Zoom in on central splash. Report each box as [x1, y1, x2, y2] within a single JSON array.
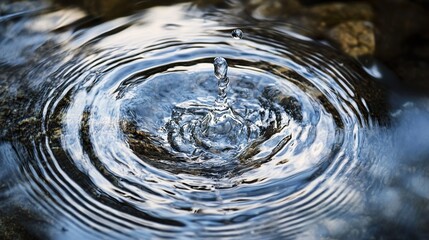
[[166, 57, 254, 159], [194, 57, 250, 153]]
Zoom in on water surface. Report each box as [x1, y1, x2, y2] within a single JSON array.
[[1, 1, 429, 239]]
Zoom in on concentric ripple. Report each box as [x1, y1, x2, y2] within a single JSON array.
[[17, 4, 384, 239]]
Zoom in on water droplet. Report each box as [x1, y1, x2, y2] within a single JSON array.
[[231, 29, 243, 39]]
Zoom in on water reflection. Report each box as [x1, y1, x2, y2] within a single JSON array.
[[0, 1, 428, 239]]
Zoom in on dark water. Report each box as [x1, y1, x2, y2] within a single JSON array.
[[1, 1, 429, 239]]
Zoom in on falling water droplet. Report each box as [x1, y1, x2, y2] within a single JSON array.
[[231, 29, 243, 39]]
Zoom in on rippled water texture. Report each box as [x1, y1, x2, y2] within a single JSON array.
[[1, 1, 429, 239]]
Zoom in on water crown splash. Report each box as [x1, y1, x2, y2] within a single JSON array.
[[164, 56, 254, 159], [197, 57, 249, 152]]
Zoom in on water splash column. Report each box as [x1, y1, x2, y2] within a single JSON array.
[[213, 57, 230, 111]]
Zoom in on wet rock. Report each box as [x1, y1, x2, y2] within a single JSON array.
[[328, 21, 375, 57], [308, 3, 374, 23], [247, 1, 375, 58], [248, 1, 373, 27], [307, 2, 373, 29], [304, 3, 375, 58]]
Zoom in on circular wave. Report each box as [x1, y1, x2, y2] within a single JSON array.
[[18, 6, 382, 239]]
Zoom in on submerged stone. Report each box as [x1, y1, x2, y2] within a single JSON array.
[[328, 21, 375, 57]]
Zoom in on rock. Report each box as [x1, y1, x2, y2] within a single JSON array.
[[307, 2, 373, 30], [328, 21, 375, 58], [246, 1, 376, 58]]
